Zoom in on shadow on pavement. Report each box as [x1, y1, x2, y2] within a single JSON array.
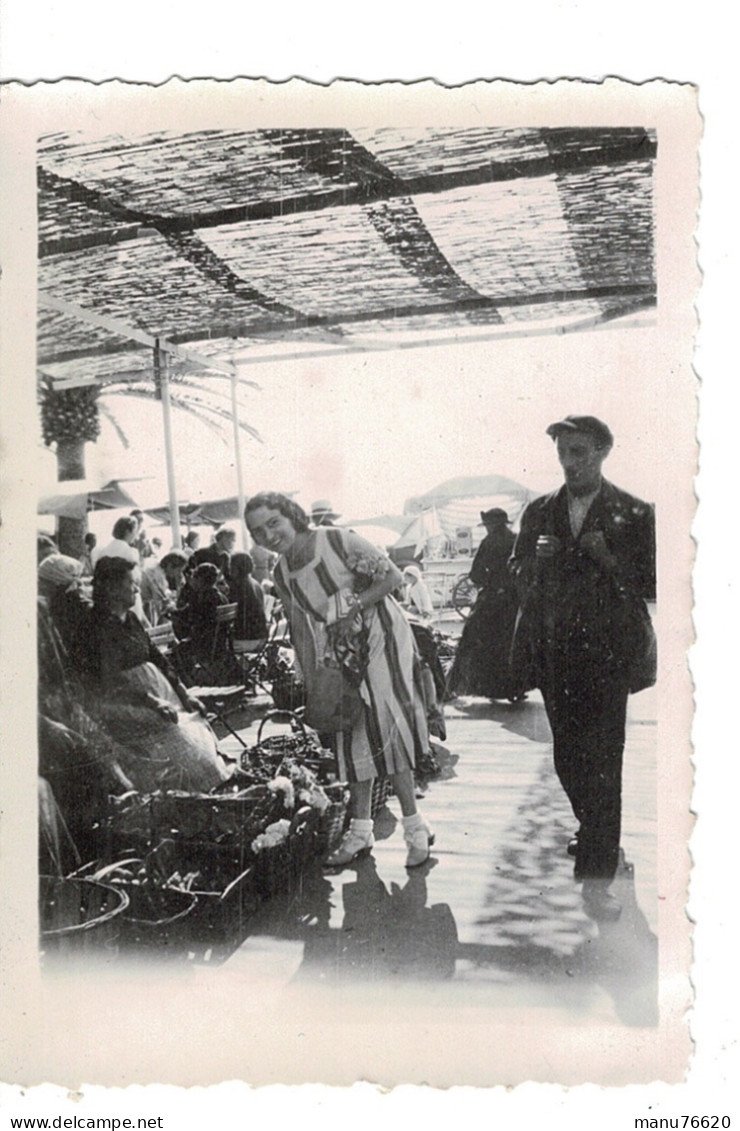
[[462, 864, 658, 1027], [449, 695, 553, 745], [294, 855, 459, 982]]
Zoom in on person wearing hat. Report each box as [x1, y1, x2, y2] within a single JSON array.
[[446, 507, 520, 702], [310, 499, 341, 527], [37, 551, 90, 660], [510, 415, 656, 921], [190, 525, 238, 592]]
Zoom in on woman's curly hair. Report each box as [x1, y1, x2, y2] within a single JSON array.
[[244, 492, 310, 534]]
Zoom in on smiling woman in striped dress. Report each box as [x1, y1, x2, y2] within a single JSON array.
[[245, 492, 434, 869]]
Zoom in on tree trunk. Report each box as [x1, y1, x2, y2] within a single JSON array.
[[56, 439, 87, 557]]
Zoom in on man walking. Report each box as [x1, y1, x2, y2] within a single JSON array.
[[510, 416, 655, 920]]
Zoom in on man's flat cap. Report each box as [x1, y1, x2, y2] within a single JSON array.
[[546, 415, 614, 448]]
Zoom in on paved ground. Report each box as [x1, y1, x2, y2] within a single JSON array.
[[194, 667, 658, 1032]]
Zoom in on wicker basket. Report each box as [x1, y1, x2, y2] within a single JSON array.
[[118, 884, 197, 947], [371, 777, 393, 816], [242, 710, 326, 765], [251, 806, 317, 899], [40, 876, 130, 955], [106, 786, 282, 850], [140, 840, 259, 938], [315, 783, 351, 854]]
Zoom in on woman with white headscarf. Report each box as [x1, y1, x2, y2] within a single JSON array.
[[38, 553, 90, 660]]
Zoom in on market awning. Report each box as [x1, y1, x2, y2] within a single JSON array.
[[38, 478, 139, 518], [36, 126, 656, 388], [36, 126, 656, 551], [403, 474, 536, 543], [145, 495, 244, 528], [344, 514, 417, 536]]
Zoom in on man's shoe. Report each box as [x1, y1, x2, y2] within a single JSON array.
[[582, 882, 622, 921], [567, 835, 579, 858], [323, 824, 374, 869]]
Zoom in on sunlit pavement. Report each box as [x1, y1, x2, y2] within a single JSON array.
[[206, 675, 658, 1031]]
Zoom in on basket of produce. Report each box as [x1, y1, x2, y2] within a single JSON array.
[[130, 838, 259, 937], [250, 805, 318, 899], [120, 884, 197, 944], [104, 783, 284, 851], [243, 710, 328, 765], [242, 710, 346, 786]]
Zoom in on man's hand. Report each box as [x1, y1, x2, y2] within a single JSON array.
[[535, 535, 562, 560]]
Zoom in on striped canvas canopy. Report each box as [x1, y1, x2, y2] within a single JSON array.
[[36, 126, 656, 387]]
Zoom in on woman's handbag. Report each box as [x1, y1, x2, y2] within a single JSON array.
[[271, 666, 306, 711], [304, 662, 364, 734]]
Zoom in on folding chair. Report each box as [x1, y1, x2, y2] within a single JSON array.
[[147, 617, 249, 749], [232, 600, 285, 695], [145, 620, 192, 683], [146, 621, 177, 652]]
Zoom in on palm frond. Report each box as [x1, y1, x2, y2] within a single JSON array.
[[97, 399, 131, 449], [171, 363, 262, 392], [167, 394, 237, 444], [173, 391, 262, 443], [162, 375, 263, 424], [165, 374, 249, 405], [103, 388, 230, 444]]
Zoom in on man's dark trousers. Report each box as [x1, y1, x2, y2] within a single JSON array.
[[541, 668, 629, 881]]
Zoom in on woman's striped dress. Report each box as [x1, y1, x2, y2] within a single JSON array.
[[274, 527, 429, 782]]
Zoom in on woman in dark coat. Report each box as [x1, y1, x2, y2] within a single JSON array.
[[446, 508, 521, 701]]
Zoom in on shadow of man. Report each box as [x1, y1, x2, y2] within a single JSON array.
[[565, 858, 658, 1026]]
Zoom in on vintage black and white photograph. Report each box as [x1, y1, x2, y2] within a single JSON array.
[[0, 78, 699, 1090]]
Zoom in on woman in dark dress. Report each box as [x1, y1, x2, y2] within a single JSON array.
[[446, 508, 521, 701], [75, 557, 230, 792]]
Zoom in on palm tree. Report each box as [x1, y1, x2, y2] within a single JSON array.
[[39, 367, 261, 556], [39, 382, 100, 556]]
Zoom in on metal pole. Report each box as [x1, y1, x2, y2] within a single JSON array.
[[230, 369, 248, 550], [155, 340, 182, 550]]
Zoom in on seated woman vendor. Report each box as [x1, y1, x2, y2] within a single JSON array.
[[75, 556, 231, 792]]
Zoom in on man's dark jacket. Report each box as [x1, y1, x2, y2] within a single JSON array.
[[510, 479, 655, 693]]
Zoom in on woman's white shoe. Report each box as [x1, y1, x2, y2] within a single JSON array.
[[403, 820, 435, 868], [323, 824, 374, 868]]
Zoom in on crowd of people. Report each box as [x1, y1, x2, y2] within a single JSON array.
[[37, 416, 656, 922]]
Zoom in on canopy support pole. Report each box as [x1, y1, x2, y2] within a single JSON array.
[[154, 340, 182, 550], [231, 369, 248, 550]]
